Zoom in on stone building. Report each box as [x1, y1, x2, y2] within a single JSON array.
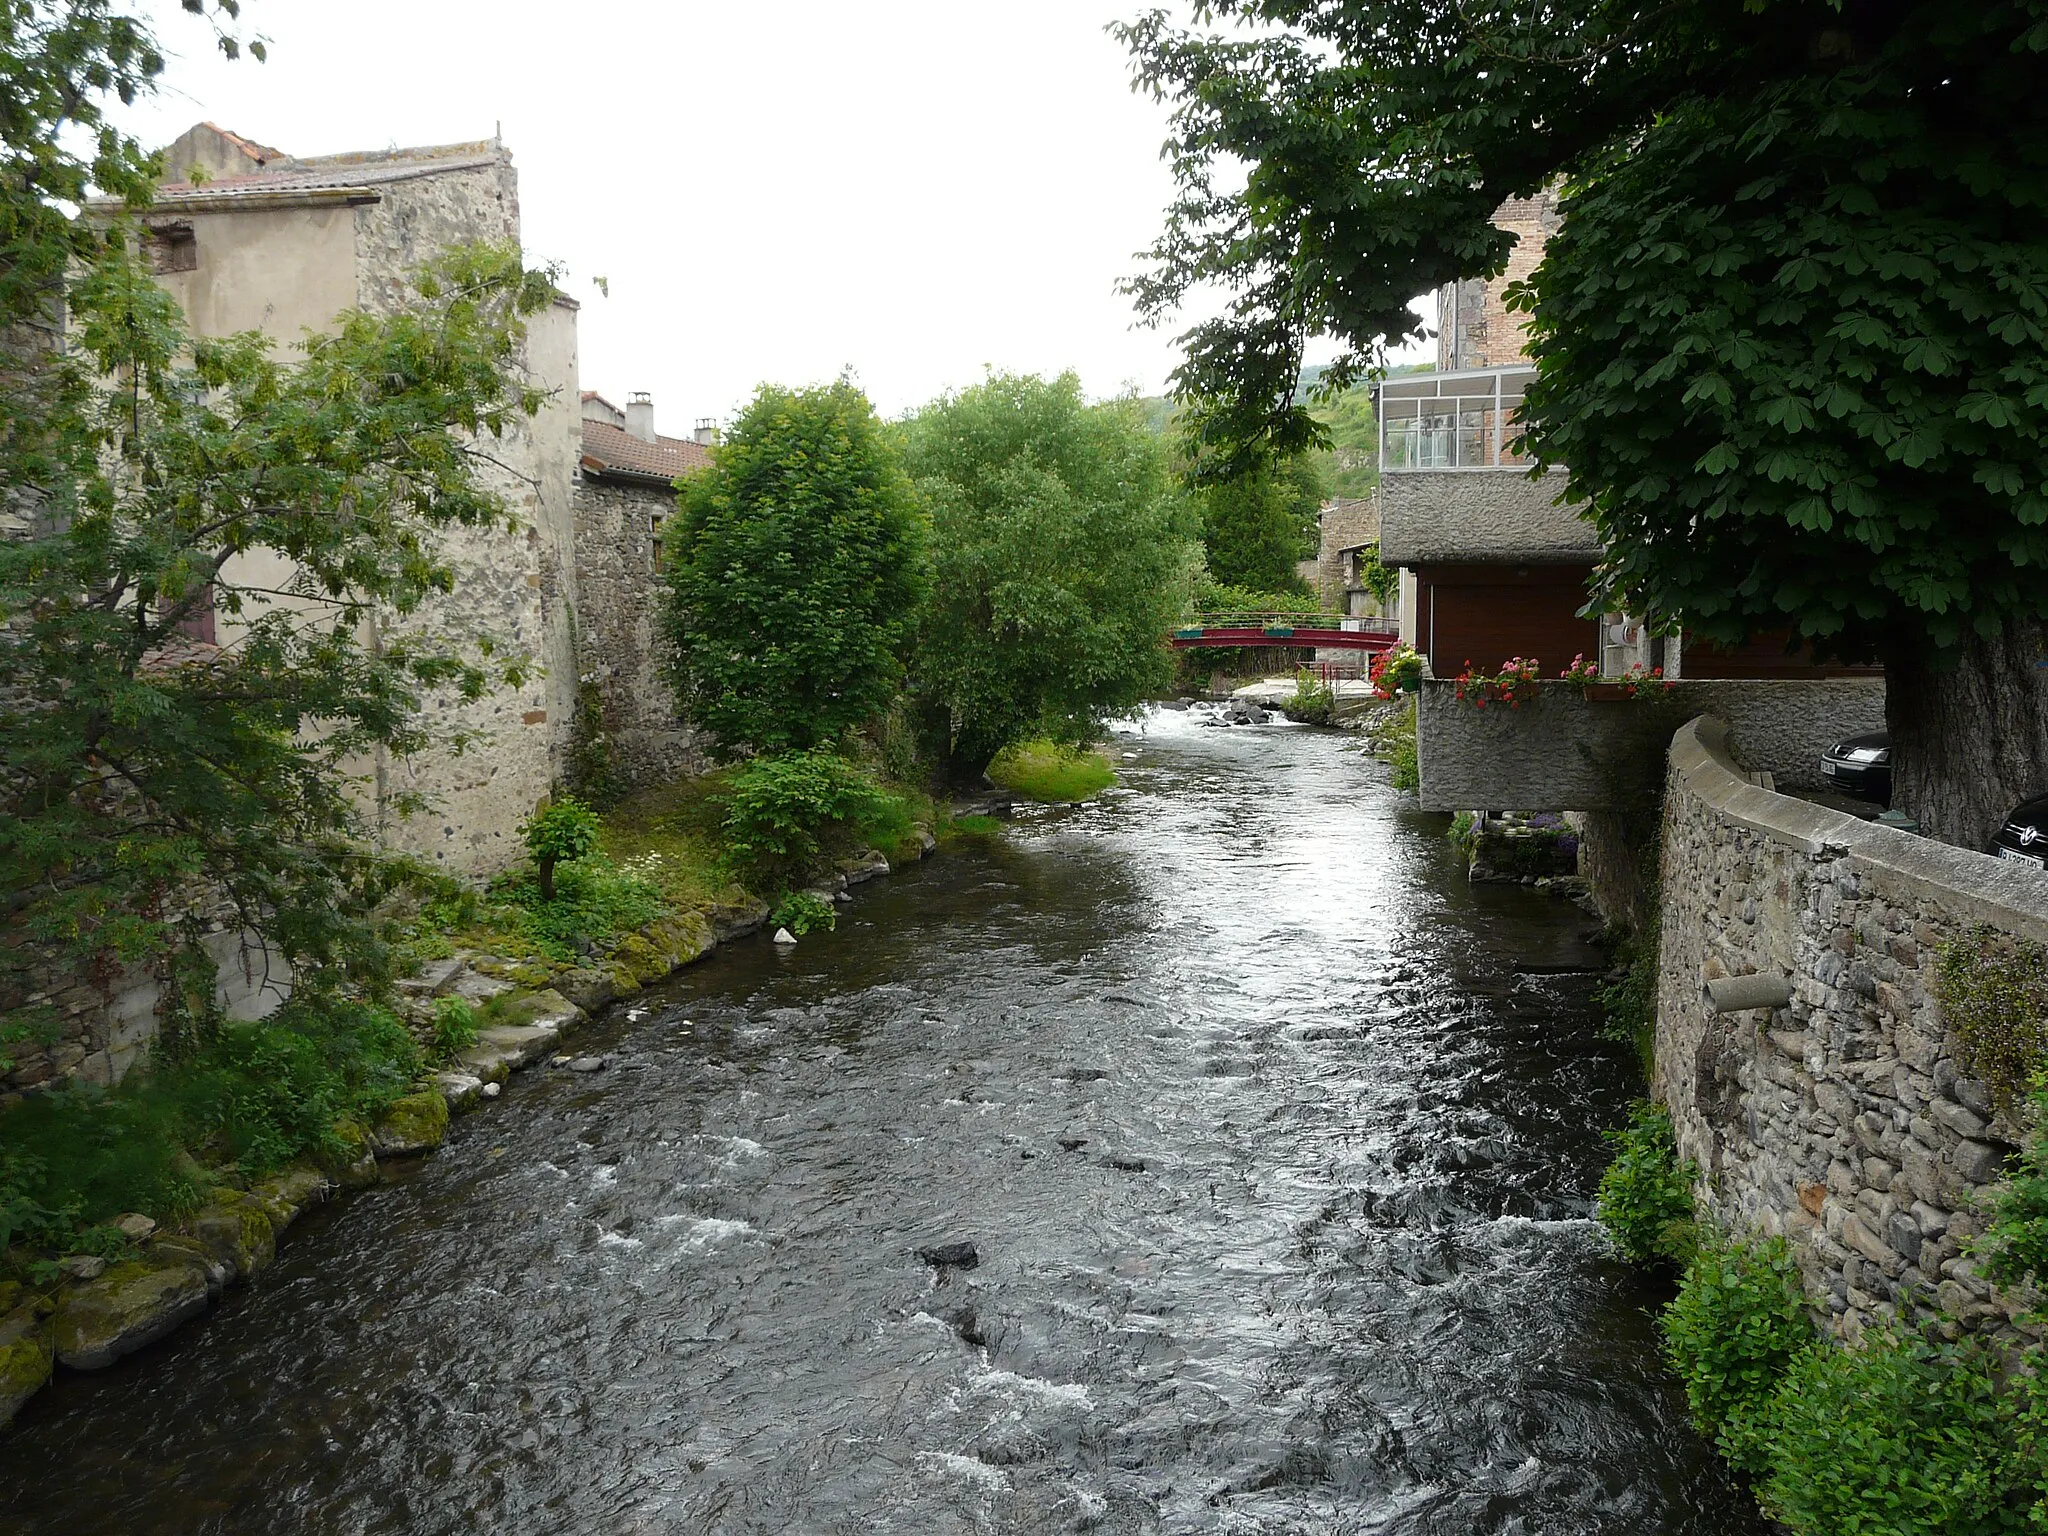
[[1306, 496, 1386, 617], [574, 393, 713, 790], [140, 123, 582, 877]]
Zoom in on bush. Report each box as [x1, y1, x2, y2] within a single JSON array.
[[1977, 1084, 2048, 1292], [1597, 906, 1662, 1078], [522, 796, 602, 902], [1288, 668, 1336, 725], [986, 741, 1115, 803], [1764, 1332, 2032, 1536], [1662, 1234, 1814, 1475], [430, 997, 480, 1061], [770, 891, 837, 937], [0, 994, 420, 1255], [494, 856, 666, 964], [719, 750, 889, 888], [1596, 1101, 1697, 1266], [1369, 696, 1419, 790]]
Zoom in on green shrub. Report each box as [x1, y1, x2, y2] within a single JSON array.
[[1975, 1083, 2048, 1293], [770, 891, 837, 937], [1288, 668, 1336, 725], [1598, 906, 1662, 1079], [1763, 1332, 2032, 1536], [987, 740, 1116, 803], [430, 997, 480, 1061], [1662, 1234, 1814, 1475], [719, 750, 889, 887], [522, 796, 602, 902], [1596, 1101, 1697, 1266], [0, 994, 420, 1255], [945, 813, 1006, 845], [494, 856, 666, 964], [1371, 696, 1419, 790]]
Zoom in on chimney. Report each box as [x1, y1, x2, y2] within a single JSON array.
[[693, 417, 718, 447], [625, 391, 656, 444]]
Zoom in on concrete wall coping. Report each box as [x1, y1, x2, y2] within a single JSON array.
[[1675, 715, 2048, 946]]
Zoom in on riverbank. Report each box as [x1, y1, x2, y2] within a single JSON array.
[[0, 772, 962, 1429], [0, 704, 1756, 1533]]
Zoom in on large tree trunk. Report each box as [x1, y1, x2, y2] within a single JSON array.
[[1887, 619, 2048, 850]]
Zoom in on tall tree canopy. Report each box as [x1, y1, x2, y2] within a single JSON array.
[[1199, 453, 1323, 593], [900, 372, 1198, 778], [1121, 0, 2048, 845], [661, 380, 925, 757]]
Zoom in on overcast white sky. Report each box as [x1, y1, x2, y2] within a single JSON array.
[[115, 0, 1294, 431]]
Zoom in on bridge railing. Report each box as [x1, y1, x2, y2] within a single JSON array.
[[1179, 612, 1400, 633]]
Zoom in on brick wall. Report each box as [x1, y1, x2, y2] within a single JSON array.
[[1437, 190, 1562, 371]]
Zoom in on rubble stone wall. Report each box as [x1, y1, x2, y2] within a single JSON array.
[[571, 475, 706, 790], [1654, 715, 2046, 1343]]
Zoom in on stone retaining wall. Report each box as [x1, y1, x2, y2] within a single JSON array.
[[1416, 676, 1886, 812], [1654, 716, 2048, 1342]]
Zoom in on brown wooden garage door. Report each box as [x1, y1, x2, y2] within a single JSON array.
[[1417, 564, 1600, 678]]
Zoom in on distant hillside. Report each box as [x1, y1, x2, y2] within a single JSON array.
[[1134, 364, 1410, 499]]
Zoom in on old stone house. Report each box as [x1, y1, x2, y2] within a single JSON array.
[[3, 124, 713, 1096], [142, 122, 582, 877], [574, 392, 713, 790]]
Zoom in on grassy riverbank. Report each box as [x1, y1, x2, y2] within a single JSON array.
[[987, 740, 1116, 803], [0, 756, 950, 1277]]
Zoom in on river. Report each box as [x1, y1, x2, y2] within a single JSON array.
[[0, 706, 1759, 1534]]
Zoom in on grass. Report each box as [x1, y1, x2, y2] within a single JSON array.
[[943, 813, 1007, 846], [987, 740, 1116, 803]]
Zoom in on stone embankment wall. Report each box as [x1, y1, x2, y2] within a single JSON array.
[[1654, 716, 2047, 1342]]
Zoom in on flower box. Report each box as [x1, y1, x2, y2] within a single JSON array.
[[1582, 682, 1631, 701]]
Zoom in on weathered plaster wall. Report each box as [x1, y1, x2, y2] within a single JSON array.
[[1414, 677, 1887, 811], [572, 475, 706, 789], [1379, 469, 1594, 566], [1655, 716, 2045, 1342]]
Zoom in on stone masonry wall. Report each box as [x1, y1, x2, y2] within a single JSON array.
[[1654, 715, 2047, 1343], [1310, 496, 1381, 613], [571, 474, 707, 790], [351, 157, 576, 875]]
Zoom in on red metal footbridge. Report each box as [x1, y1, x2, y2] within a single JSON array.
[[1171, 613, 1401, 654]]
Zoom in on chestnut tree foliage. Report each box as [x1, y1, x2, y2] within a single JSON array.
[[1121, 0, 2048, 844], [1, 3, 559, 1011]]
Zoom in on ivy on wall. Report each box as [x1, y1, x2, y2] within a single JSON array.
[[1934, 929, 2048, 1116]]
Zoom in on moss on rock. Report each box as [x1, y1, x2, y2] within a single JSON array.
[[52, 1257, 211, 1370], [0, 1300, 53, 1425], [369, 1090, 450, 1158]]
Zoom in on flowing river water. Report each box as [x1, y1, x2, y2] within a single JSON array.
[[0, 707, 1761, 1534]]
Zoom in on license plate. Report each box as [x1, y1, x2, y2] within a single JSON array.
[[1821, 761, 1839, 776], [1999, 846, 2044, 868]]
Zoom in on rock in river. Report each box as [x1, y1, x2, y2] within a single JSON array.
[[916, 1241, 980, 1270], [53, 1257, 212, 1370]]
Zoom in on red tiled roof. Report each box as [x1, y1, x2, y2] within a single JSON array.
[[580, 418, 712, 482]]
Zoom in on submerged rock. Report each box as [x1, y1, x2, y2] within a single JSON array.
[[773, 928, 798, 946], [53, 1257, 211, 1370], [916, 1241, 980, 1270], [568, 1056, 607, 1074]]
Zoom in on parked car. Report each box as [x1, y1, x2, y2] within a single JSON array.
[[1990, 792, 2048, 868], [1819, 730, 1891, 804]]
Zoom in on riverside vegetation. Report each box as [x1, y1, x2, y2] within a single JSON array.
[[0, 16, 1201, 1413]]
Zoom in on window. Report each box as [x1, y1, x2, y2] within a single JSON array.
[[145, 223, 197, 274]]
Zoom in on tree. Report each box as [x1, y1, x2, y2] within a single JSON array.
[[1120, 1, 2048, 846], [1198, 453, 1323, 593], [899, 372, 1199, 779], [0, 241, 555, 1025], [660, 380, 924, 757], [521, 798, 600, 904]]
